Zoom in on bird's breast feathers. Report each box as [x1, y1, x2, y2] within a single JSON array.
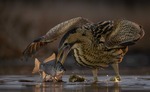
[[72, 43, 128, 68]]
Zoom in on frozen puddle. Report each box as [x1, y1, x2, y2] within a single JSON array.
[[0, 75, 150, 92]]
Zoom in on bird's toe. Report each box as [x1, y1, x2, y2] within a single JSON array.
[[110, 75, 121, 82]]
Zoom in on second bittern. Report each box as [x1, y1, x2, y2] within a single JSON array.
[[23, 17, 144, 82]]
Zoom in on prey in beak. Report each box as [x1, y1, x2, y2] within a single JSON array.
[[32, 53, 66, 82], [57, 43, 73, 64]]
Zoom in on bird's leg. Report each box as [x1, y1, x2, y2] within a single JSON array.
[[110, 63, 121, 81], [92, 68, 98, 82]]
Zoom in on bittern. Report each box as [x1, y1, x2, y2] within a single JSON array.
[[23, 17, 144, 82]]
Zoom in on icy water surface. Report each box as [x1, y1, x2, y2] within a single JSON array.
[[0, 75, 150, 92]]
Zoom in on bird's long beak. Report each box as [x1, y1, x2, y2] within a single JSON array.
[[57, 44, 72, 64]]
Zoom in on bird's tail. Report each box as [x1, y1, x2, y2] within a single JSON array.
[[32, 58, 41, 74]]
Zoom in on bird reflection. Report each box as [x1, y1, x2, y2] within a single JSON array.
[[34, 81, 120, 92], [91, 82, 120, 92], [34, 82, 63, 92]]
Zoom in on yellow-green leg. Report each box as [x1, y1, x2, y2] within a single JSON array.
[[110, 63, 121, 82], [92, 68, 98, 82]]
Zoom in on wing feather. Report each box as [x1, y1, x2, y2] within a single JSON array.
[[23, 17, 91, 59], [105, 20, 144, 47]]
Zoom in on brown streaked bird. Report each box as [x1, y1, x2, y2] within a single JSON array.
[[23, 17, 144, 82]]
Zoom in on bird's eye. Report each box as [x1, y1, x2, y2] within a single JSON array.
[[64, 43, 68, 46], [82, 33, 86, 36], [139, 25, 142, 29]]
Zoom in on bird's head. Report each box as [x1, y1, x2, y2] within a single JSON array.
[[106, 19, 145, 47], [56, 27, 92, 64]]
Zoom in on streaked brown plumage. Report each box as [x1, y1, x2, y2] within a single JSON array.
[[23, 17, 144, 82]]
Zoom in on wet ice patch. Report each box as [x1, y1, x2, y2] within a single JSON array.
[[0, 75, 150, 92]]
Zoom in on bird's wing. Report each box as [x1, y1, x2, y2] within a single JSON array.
[[105, 20, 144, 47], [23, 17, 91, 58], [92, 20, 114, 43]]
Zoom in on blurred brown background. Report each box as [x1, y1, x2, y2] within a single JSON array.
[[0, 0, 150, 75]]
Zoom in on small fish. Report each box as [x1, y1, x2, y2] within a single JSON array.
[[32, 53, 65, 82]]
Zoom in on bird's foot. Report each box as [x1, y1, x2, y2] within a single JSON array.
[[91, 80, 98, 84], [92, 77, 98, 83], [110, 75, 121, 82]]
